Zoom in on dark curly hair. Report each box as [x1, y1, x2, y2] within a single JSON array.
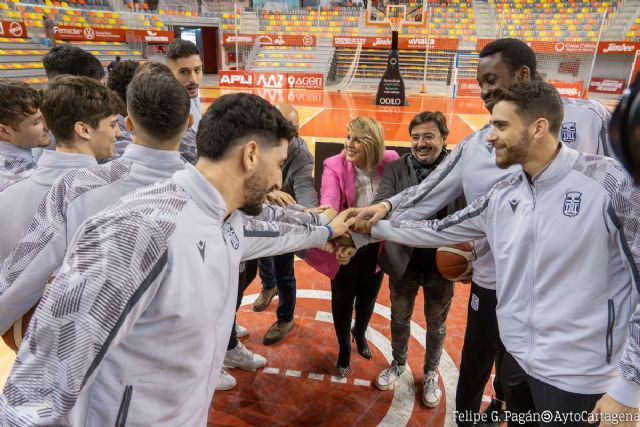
[[107, 60, 140, 116]]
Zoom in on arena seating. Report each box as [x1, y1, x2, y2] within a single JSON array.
[[627, 16, 640, 40]]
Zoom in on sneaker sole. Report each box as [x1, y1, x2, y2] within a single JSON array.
[[223, 360, 267, 371], [374, 380, 394, 391], [421, 397, 441, 408], [215, 383, 236, 391]]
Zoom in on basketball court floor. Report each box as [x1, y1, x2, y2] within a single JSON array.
[[0, 87, 494, 426]]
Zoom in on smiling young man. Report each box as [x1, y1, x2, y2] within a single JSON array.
[[0, 75, 120, 262], [0, 80, 49, 183], [166, 38, 203, 164], [369, 81, 640, 427], [353, 38, 612, 426], [0, 93, 354, 426]]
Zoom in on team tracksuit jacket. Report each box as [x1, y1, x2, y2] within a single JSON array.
[[386, 97, 612, 290], [0, 141, 36, 184], [0, 163, 332, 426], [374, 144, 640, 406]]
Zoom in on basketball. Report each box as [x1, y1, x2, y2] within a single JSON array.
[[2, 305, 37, 352], [435, 242, 474, 282]]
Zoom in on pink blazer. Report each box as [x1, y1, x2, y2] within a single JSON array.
[[304, 149, 400, 279]]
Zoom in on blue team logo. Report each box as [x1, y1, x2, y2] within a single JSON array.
[[560, 122, 577, 143], [223, 223, 240, 249], [563, 191, 582, 217]]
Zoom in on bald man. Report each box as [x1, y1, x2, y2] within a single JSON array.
[[252, 104, 319, 345]]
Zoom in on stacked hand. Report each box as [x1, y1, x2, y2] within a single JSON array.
[[351, 203, 390, 233], [266, 190, 296, 207], [304, 205, 337, 221]]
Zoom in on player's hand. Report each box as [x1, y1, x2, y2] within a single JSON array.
[[266, 190, 296, 207], [320, 241, 336, 253], [305, 205, 337, 221], [333, 235, 354, 247], [336, 245, 357, 265], [328, 209, 356, 239], [591, 393, 639, 426], [353, 203, 389, 232]]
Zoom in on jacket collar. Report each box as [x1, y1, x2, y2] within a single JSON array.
[[0, 140, 33, 162], [36, 150, 97, 170], [121, 143, 185, 170], [526, 143, 580, 189], [172, 163, 227, 224]]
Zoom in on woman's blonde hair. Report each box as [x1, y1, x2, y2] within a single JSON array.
[[346, 116, 385, 170]]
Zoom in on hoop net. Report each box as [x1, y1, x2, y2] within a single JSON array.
[[385, 5, 406, 32]]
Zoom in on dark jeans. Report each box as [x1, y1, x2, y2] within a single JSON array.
[[227, 259, 258, 351], [389, 269, 454, 374], [331, 243, 383, 367], [501, 352, 603, 427], [456, 282, 505, 426], [258, 253, 296, 323]]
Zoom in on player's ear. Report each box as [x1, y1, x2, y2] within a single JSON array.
[[124, 116, 134, 133], [517, 65, 531, 82], [0, 123, 12, 141], [242, 140, 258, 173], [532, 117, 549, 139]]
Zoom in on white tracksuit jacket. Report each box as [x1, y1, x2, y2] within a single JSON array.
[[373, 145, 640, 406], [0, 150, 97, 261], [0, 164, 332, 426], [385, 98, 611, 290], [0, 141, 35, 184]]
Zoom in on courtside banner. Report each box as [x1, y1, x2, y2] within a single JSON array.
[[220, 71, 324, 90], [219, 70, 253, 88], [456, 78, 481, 97], [0, 21, 28, 39], [476, 39, 596, 54], [549, 80, 583, 98], [597, 41, 640, 55], [588, 77, 625, 95], [54, 26, 173, 43], [333, 36, 458, 50], [222, 33, 316, 47]]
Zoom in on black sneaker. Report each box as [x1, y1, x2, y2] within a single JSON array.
[[476, 398, 505, 426]]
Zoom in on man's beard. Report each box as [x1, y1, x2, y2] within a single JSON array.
[[240, 170, 271, 216], [496, 133, 531, 169]]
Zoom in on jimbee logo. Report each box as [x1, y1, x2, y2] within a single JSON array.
[[223, 223, 240, 249], [560, 122, 577, 143], [563, 191, 582, 217]]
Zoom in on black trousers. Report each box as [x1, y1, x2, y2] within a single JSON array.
[[331, 243, 383, 367], [501, 351, 603, 427], [227, 259, 259, 351], [456, 282, 505, 426]]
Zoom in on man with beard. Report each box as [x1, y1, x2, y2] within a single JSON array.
[[166, 38, 203, 164], [0, 93, 354, 426], [372, 111, 464, 408], [353, 38, 612, 426], [366, 81, 640, 426]]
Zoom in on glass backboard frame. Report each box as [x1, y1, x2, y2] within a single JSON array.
[[365, 0, 426, 27]]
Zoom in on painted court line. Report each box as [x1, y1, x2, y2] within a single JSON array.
[[285, 370, 302, 378], [331, 375, 348, 384], [354, 379, 371, 387], [263, 367, 280, 375], [308, 373, 325, 381]]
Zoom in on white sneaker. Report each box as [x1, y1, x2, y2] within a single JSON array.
[[216, 369, 236, 391], [235, 323, 248, 338], [224, 341, 267, 370], [375, 360, 406, 390], [422, 370, 442, 408]]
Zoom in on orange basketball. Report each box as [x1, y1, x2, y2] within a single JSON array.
[[2, 304, 37, 352], [435, 242, 474, 282]]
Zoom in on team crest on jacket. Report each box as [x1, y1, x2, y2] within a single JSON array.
[[563, 191, 582, 217], [560, 122, 577, 143], [223, 223, 240, 249]]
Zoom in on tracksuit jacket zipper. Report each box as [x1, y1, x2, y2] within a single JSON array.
[[526, 184, 537, 372]]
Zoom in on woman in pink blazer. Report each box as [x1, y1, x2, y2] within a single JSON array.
[[306, 116, 399, 378]]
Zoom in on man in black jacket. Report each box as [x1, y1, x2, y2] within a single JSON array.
[[373, 111, 463, 408]]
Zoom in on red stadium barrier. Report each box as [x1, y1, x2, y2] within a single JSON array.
[[53, 26, 173, 44], [333, 36, 459, 50], [0, 21, 28, 39], [456, 78, 481, 97], [598, 41, 640, 55], [549, 80, 583, 98], [219, 70, 324, 90], [222, 33, 316, 47]]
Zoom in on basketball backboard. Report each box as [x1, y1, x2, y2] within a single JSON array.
[[365, 0, 426, 27]]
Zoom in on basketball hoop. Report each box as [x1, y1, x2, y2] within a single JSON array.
[[385, 4, 406, 32]]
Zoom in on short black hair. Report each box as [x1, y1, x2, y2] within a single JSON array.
[[107, 60, 140, 111], [43, 45, 105, 80], [409, 111, 449, 139], [493, 81, 564, 135], [197, 93, 296, 161], [166, 38, 200, 62], [479, 38, 537, 79], [126, 62, 190, 141], [115, 55, 121, 61]]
